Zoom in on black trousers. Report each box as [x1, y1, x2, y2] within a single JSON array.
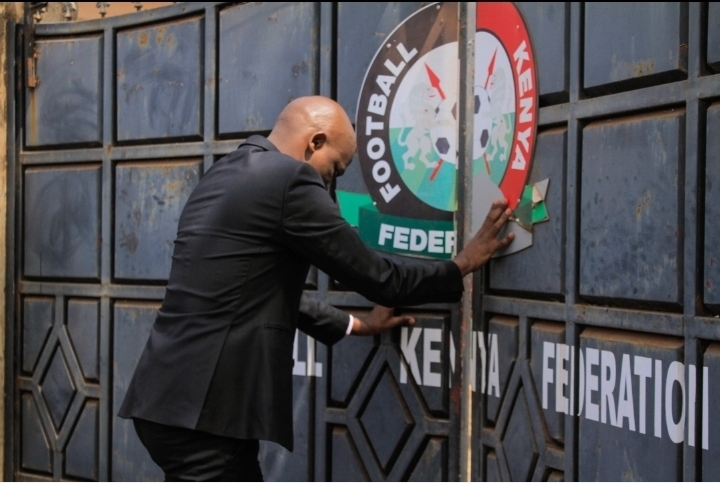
[[133, 418, 264, 482]]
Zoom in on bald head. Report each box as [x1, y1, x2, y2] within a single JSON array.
[[268, 96, 357, 186]]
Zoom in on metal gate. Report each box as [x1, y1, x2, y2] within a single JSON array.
[[7, 2, 720, 481]]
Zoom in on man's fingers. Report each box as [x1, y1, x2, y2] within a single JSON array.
[[497, 232, 515, 248], [493, 207, 513, 231], [389, 315, 415, 328], [483, 199, 508, 226]]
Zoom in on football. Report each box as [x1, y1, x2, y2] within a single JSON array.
[[473, 85, 493, 160], [429, 98, 458, 165]]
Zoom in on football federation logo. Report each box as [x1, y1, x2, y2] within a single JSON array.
[[348, 2, 538, 260]]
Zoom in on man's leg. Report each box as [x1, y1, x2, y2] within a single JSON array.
[[133, 418, 264, 481]]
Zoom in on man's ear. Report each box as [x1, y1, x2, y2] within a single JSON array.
[[309, 132, 327, 152]]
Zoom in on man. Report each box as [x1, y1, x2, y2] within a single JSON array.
[[119, 96, 514, 481]]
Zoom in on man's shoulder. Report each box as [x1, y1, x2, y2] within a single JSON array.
[[230, 147, 324, 187]]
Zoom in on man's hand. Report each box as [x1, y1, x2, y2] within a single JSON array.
[[351, 305, 415, 335], [452, 199, 515, 276]]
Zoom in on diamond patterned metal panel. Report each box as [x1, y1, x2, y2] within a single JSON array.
[[64, 399, 99, 480], [359, 366, 414, 471], [530, 322, 565, 443], [502, 386, 538, 481], [40, 346, 76, 429], [407, 437, 446, 481], [487, 316, 519, 422], [22, 297, 54, 374], [67, 299, 99, 381], [486, 450, 501, 482], [331, 426, 370, 481], [331, 330, 375, 405], [21, 392, 52, 474]]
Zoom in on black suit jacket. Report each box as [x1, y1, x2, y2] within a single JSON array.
[[118, 136, 464, 450]]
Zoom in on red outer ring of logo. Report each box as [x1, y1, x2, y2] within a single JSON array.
[[477, 2, 539, 210]]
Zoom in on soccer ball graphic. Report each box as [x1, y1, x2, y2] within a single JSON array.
[[429, 99, 458, 165], [473, 85, 493, 160]]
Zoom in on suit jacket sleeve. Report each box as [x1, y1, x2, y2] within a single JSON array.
[[298, 293, 349, 346], [282, 163, 464, 307]]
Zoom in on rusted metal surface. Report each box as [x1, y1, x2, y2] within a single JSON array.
[[25, 35, 103, 147], [116, 17, 203, 142], [580, 110, 684, 305], [217, 2, 318, 135], [114, 160, 201, 281], [583, 2, 688, 95]]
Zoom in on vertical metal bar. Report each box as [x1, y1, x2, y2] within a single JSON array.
[[99, 25, 113, 482], [564, 2, 583, 480], [315, 5, 334, 479], [457, 2, 476, 481], [98, 296, 110, 481], [684, 3, 704, 479], [4, 18, 18, 483]]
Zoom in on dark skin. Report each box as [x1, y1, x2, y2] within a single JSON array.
[[268, 96, 515, 335]]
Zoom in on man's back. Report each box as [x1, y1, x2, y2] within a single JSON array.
[[120, 136, 465, 449], [119, 138, 318, 449]]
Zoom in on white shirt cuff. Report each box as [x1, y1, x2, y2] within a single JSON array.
[[346, 314, 354, 335]]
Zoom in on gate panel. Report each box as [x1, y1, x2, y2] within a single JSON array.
[[321, 313, 456, 481], [583, 2, 687, 94], [218, 2, 320, 135], [577, 329, 684, 481], [579, 111, 684, 304], [705, 103, 720, 305], [489, 128, 567, 295], [116, 18, 204, 143], [114, 160, 202, 281], [25, 35, 103, 147], [112, 302, 163, 481], [24, 165, 101, 279], [65, 399, 100, 480]]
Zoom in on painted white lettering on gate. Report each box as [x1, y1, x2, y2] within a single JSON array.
[[511, 40, 534, 171], [399, 329, 501, 397], [539, 343, 712, 448], [292, 331, 322, 377]]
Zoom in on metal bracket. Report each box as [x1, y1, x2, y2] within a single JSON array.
[[24, 2, 47, 89]]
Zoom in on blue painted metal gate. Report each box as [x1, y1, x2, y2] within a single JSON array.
[[7, 2, 720, 481]]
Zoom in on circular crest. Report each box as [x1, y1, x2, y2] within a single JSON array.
[[354, 2, 538, 258]]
